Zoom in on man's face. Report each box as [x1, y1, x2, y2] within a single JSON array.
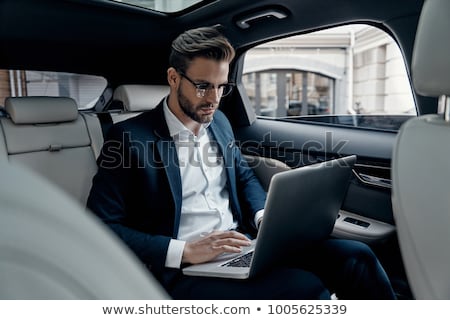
[[177, 57, 230, 124]]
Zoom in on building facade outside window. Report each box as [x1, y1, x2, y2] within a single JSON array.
[[242, 24, 415, 118]]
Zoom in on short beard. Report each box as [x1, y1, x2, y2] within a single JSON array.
[[177, 88, 214, 124]]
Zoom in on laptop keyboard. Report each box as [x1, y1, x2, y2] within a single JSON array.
[[221, 251, 254, 267]]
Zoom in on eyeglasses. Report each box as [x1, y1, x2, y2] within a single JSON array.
[[179, 72, 234, 98]]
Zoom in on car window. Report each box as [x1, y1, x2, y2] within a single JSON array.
[[107, 0, 204, 12], [242, 24, 416, 128], [0, 70, 107, 110]]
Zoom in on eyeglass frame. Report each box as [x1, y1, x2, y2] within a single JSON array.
[[178, 71, 235, 98]]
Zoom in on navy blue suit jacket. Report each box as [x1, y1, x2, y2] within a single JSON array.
[[87, 100, 266, 284]]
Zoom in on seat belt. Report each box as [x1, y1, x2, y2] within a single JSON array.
[[97, 112, 113, 139]]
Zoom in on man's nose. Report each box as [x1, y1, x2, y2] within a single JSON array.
[[204, 88, 221, 104]]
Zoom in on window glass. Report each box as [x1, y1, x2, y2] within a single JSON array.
[[107, 0, 203, 13], [242, 24, 416, 119], [0, 70, 107, 110]]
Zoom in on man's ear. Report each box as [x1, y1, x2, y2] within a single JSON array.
[[167, 67, 179, 86]]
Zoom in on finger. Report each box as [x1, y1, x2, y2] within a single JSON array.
[[213, 237, 251, 247], [224, 230, 250, 240], [211, 244, 243, 253], [209, 230, 250, 241]]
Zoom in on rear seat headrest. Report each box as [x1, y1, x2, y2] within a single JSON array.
[[5, 96, 78, 124], [412, 0, 450, 97], [113, 85, 169, 112]]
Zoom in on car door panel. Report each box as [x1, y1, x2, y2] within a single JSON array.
[[235, 117, 396, 227]]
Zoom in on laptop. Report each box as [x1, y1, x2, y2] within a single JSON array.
[[182, 155, 357, 279]]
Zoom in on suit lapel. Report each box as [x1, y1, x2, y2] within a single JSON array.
[[208, 119, 239, 216], [151, 103, 183, 238]]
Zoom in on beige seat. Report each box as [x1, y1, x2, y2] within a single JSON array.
[[0, 96, 102, 205], [0, 160, 168, 299], [391, 0, 450, 299], [111, 84, 169, 123]]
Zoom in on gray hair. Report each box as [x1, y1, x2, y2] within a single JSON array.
[[169, 26, 235, 73]]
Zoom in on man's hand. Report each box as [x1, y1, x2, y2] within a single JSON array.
[[182, 230, 252, 264]]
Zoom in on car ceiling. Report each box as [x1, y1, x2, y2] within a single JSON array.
[[0, 0, 424, 88]]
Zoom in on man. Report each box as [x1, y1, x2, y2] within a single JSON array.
[[87, 26, 395, 299]]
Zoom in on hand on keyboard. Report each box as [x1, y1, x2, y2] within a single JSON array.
[[182, 230, 252, 265]]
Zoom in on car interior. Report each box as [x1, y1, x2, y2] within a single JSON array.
[[0, 0, 444, 299]]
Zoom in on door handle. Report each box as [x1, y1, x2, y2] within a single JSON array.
[[353, 170, 392, 189]]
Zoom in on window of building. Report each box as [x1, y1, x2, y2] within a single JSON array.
[[243, 70, 333, 117]]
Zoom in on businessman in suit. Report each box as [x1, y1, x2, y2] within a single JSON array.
[[87, 26, 396, 299]]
